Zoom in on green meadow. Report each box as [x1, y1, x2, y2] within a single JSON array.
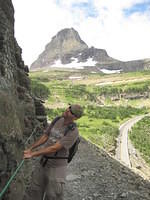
[[30, 69, 150, 155], [129, 116, 150, 165]]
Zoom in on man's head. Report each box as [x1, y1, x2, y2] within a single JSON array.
[[69, 104, 83, 119], [63, 104, 83, 120]]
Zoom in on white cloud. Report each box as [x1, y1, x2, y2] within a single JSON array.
[[12, 0, 150, 67], [12, 0, 74, 65], [94, 0, 149, 11], [55, 0, 89, 8]]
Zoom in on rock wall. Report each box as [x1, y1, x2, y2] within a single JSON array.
[[0, 0, 46, 199]]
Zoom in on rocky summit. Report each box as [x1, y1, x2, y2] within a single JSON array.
[[30, 28, 150, 72]]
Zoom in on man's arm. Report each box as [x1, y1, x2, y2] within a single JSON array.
[[24, 134, 48, 153], [24, 141, 63, 159]]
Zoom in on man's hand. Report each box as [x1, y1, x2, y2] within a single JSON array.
[[24, 148, 32, 154], [24, 148, 33, 159], [23, 142, 63, 158]]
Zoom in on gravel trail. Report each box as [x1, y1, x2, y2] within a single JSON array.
[[64, 138, 150, 200]]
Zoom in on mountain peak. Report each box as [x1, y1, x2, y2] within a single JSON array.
[[48, 27, 88, 53], [53, 27, 79, 39], [30, 28, 147, 72], [52, 28, 86, 45]]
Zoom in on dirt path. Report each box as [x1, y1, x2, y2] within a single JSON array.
[[64, 138, 150, 200]]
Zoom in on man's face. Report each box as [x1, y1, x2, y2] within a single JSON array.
[[63, 106, 76, 119]]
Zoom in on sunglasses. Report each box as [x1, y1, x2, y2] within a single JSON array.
[[69, 106, 76, 117]]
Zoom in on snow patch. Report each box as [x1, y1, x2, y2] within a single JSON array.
[[43, 69, 49, 72], [50, 58, 97, 69], [69, 76, 82, 80], [100, 69, 121, 74], [96, 81, 113, 86]]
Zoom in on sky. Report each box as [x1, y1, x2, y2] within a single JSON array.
[[12, 0, 150, 67]]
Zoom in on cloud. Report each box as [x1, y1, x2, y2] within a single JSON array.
[[12, 0, 150, 66], [13, 0, 74, 65], [81, 0, 150, 61], [124, 1, 150, 16]]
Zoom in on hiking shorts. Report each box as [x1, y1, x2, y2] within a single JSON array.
[[23, 164, 65, 200]]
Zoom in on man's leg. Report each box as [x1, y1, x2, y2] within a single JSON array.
[[45, 180, 65, 200]]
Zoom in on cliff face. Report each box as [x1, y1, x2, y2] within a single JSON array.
[[0, 1, 46, 199], [30, 28, 150, 72]]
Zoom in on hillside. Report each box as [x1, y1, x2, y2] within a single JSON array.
[[64, 138, 150, 200], [30, 69, 150, 162]]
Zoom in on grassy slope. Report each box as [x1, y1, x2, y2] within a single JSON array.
[[129, 116, 150, 165], [30, 69, 150, 154]]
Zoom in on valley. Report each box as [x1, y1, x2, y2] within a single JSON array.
[[30, 69, 150, 179]]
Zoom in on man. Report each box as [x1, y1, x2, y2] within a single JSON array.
[[23, 104, 83, 200]]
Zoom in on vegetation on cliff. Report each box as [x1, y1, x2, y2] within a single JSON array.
[[129, 116, 150, 165]]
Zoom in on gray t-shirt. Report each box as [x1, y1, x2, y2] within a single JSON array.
[[43, 116, 79, 168]]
